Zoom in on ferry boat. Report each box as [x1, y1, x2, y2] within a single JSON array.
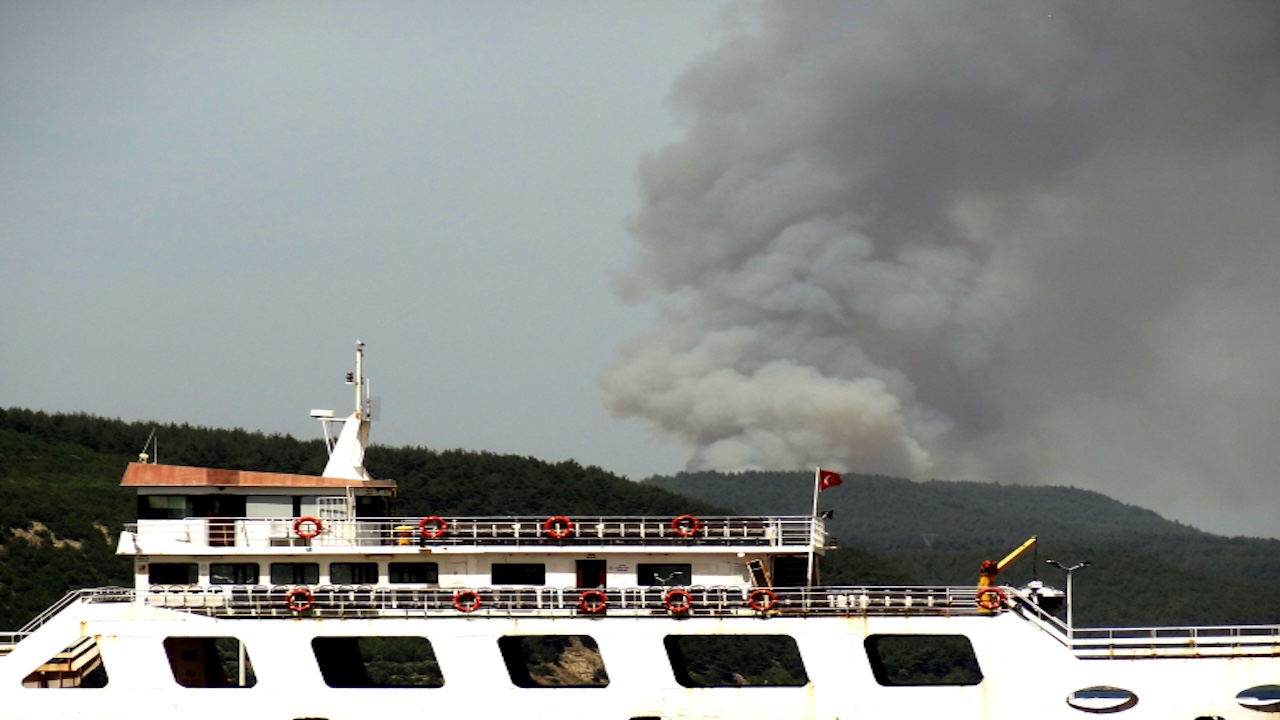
[[1, 343, 1277, 720]]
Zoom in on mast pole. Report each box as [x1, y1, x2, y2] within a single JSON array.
[[354, 341, 364, 417]]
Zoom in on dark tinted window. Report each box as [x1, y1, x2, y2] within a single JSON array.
[[664, 635, 808, 687], [864, 634, 982, 686], [389, 562, 439, 584], [149, 563, 198, 584], [270, 563, 319, 584], [312, 637, 443, 688], [498, 636, 607, 688], [492, 563, 546, 585]]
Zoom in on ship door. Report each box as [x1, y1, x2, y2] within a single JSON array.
[[576, 559, 606, 588]]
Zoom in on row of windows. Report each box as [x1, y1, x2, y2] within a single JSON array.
[[148, 562, 693, 587], [25, 633, 983, 690]]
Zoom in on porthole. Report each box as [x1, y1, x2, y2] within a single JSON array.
[[1237, 685, 1280, 713], [1067, 686, 1138, 713]]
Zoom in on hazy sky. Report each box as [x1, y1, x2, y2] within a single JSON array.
[[4, 2, 1279, 539]]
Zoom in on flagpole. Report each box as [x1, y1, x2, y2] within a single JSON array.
[[807, 466, 820, 586]]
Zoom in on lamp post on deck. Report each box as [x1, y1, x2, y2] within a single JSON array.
[[1046, 559, 1090, 642]]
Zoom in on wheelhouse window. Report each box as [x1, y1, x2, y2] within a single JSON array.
[[390, 562, 439, 584], [149, 563, 198, 585], [637, 563, 692, 586], [491, 563, 546, 585], [270, 562, 320, 585], [330, 562, 379, 584], [140, 495, 190, 520], [210, 563, 259, 585]]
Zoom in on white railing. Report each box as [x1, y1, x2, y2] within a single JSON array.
[[126, 515, 822, 551], [1071, 624, 1280, 658], [1004, 586, 1280, 658], [0, 587, 135, 646], [137, 583, 989, 619]]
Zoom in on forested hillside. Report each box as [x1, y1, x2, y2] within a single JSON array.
[[3, 407, 1279, 630], [648, 471, 1280, 626]]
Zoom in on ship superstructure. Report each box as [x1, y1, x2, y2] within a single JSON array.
[[1, 344, 1277, 720]]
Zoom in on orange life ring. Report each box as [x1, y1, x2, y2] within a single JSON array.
[[285, 587, 314, 612], [293, 516, 322, 539], [543, 515, 574, 539], [663, 588, 694, 614], [453, 589, 482, 613], [578, 589, 608, 614], [671, 514, 701, 537], [976, 586, 1007, 611], [418, 516, 448, 539], [747, 588, 778, 613]]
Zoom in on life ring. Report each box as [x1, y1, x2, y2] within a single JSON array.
[[579, 589, 608, 614], [543, 515, 574, 539], [453, 589, 482, 613], [671, 514, 701, 537], [285, 587, 313, 612], [293, 516, 322, 539], [663, 588, 694, 614], [418, 516, 448, 539], [976, 586, 1007, 611], [747, 588, 778, 613]]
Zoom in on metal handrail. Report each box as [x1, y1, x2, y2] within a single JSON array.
[[125, 514, 822, 551], [17, 587, 134, 633], [1070, 624, 1280, 658], [135, 583, 989, 619]]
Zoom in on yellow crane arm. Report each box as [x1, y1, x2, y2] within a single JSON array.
[[996, 536, 1038, 573]]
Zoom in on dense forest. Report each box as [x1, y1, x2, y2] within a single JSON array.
[[2, 407, 1278, 631]]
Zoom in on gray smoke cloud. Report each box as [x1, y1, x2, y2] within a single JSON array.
[[601, 1, 1280, 537]]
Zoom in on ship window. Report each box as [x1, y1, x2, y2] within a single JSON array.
[[330, 562, 379, 584], [637, 563, 692, 586], [864, 634, 982, 686], [210, 563, 259, 585], [312, 636, 443, 688], [390, 562, 439, 584], [270, 562, 320, 584], [22, 638, 109, 688], [498, 635, 608, 688], [163, 637, 256, 688], [492, 563, 546, 585], [139, 494, 191, 519], [663, 635, 808, 687], [149, 563, 198, 584]]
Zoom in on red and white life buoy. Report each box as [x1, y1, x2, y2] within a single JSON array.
[[543, 515, 574, 539], [579, 589, 608, 614], [285, 587, 314, 612], [453, 589, 482, 613], [663, 588, 694, 614], [671, 514, 701, 537], [747, 588, 778, 613], [293, 516, 322, 539], [418, 516, 448, 539], [976, 587, 1007, 611]]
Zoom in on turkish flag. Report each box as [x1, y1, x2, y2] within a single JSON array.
[[818, 469, 843, 491]]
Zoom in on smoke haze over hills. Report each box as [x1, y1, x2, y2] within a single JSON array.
[[601, 1, 1280, 538]]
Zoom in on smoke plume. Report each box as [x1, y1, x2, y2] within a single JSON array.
[[601, 1, 1280, 536]]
